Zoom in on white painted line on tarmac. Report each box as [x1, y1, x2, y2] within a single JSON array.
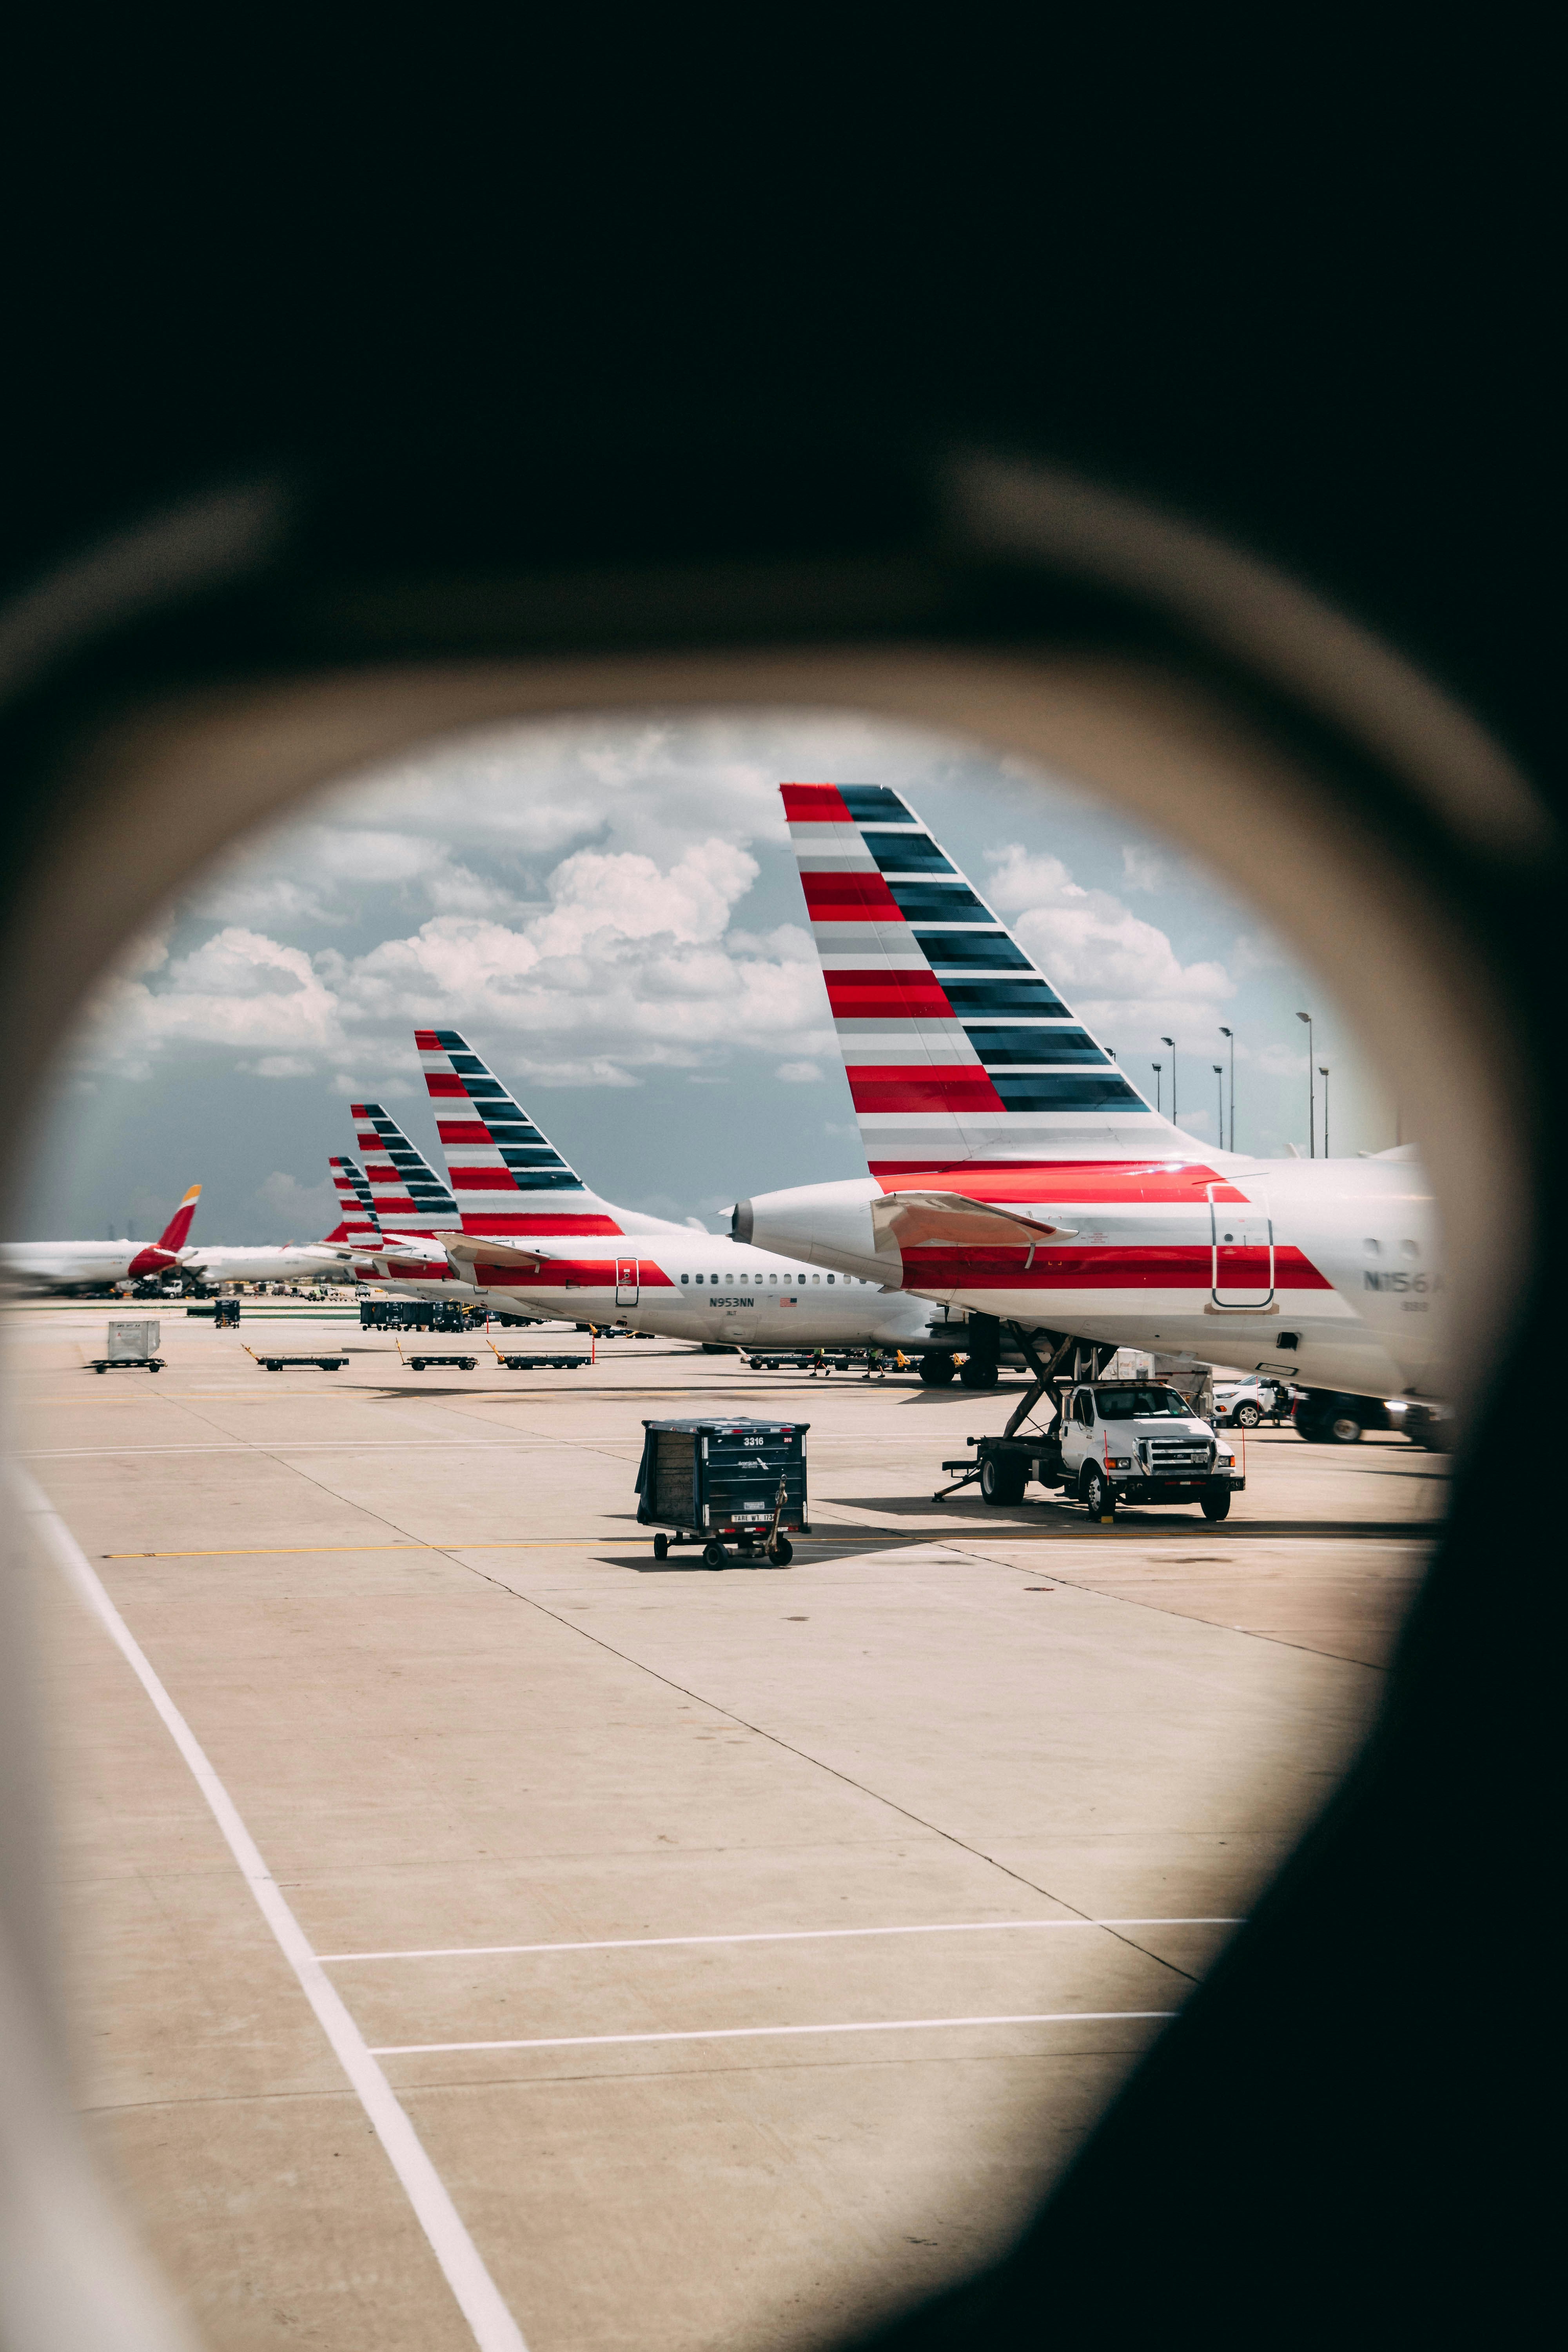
[[373, 2009, 1178, 2056], [16, 1470, 528, 2352], [321, 1918, 1240, 1962]]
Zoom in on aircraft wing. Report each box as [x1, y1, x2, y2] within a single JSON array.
[[870, 1191, 1077, 1257]]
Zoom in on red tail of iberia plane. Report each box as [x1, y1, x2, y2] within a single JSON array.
[[734, 783, 1441, 1405], [126, 1183, 201, 1277]]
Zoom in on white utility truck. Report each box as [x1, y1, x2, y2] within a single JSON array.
[[945, 1377, 1244, 1521]]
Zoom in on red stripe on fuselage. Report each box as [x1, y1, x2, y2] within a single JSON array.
[[898, 1243, 1332, 1290], [468, 1256, 673, 1288]]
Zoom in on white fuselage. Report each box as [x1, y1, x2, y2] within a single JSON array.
[[374, 1230, 948, 1351], [184, 1243, 358, 1286], [1, 1239, 146, 1294], [2, 1238, 366, 1294], [738, 1151, 1442, 1398]]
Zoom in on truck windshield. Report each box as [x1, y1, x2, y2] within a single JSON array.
[[1095, 1388, 1193, 1419]]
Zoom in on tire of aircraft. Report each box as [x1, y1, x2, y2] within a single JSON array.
[[1080, 1464, 1113, 1518], [702, 1541, 728, 1569], [959, 1356, 1000, 1389], [652, 1534, 668, 1559], [918, 1354, 958, 1385], [1201, 1485, 1232, 1520]]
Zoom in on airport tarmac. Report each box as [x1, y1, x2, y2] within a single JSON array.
[[7, 1307, 1446, 2351]]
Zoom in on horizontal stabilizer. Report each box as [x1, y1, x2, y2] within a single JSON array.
[[440, 1233, 547, 1274], [871, 1190, 1077, 1258]]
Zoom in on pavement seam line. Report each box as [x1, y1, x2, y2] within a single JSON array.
[[14, 1469, 528, 2352], [372, 2011, 1180, 2056], [318, 1918, 1241, 1963], [435, 1550, 1210, 1990]]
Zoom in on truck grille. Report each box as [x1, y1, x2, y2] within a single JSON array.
[[1144, 1439, 1213, 1474]]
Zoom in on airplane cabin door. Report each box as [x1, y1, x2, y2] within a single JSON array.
[[1208, 1186, 1275, 1307], [615, 1257, 639, 1306]]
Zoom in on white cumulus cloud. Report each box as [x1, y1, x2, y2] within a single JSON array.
[[983, 842, 1235, 1053]]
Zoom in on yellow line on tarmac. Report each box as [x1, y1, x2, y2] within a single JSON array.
[[103, 1532, 926, 1559]]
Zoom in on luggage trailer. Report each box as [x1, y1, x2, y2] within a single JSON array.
[[636, 1416, 809, 1568]]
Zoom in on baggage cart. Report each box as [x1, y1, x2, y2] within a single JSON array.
[[89, 1318, 163, 1374], [635, 1416, 809, 1568]]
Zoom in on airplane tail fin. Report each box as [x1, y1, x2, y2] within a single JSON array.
[[349, 1106, 461, 1236], [781, 782, 1194, 1177], [414, 1030, 627, 1236], [154, 1183, 202, 1252], [323, 1155, 382, 1246]]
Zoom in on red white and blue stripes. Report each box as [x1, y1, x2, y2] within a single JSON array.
[[415, 1030, 624, 1238], [350, 1105, 460, 1236], [782, 782, 1180, 1173], [326, 1155, 382, 1247]]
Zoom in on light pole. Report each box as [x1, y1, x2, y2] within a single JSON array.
[[1161, 1036, 1176, 1125], [1296, 1011, 1314, 1155], [1218, 1024, 1235, 1151], [1319, 1065, 1330, 1156], [1213, 1063, 1224, 1142], [1151, 1060, 1163, 1116]]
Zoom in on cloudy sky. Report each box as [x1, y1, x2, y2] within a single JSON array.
[[20, 712, 1393, 1243]]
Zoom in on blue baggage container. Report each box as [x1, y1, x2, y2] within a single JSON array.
[[635, 1416, 809, 1568]]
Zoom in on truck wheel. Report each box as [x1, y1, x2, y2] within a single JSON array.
[[767, 1535, 794, 1566], [1236, 1402, 1262, 1427], [1080, 1464, 1114, 1520], [1327, 1410, 1365, 1443], [919, 1354, 958, 1386], [980, 1455, 1027, 1505], [1200, 1486, 1232, 1521], [653, 1534, 669, 1559], [958, 1356, 999, 1389], [702, 1540, 728, 1570]]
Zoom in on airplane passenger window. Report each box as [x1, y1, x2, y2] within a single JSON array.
[[2, 654, 1523, 2352]]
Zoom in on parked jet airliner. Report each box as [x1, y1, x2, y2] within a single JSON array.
[[355, 1034, 956, 1355], [733, 783, 1441, 1402], [2, 1183, 203, 1294]]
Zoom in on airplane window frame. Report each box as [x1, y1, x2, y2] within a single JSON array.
[[0, 451, 1554, 2350]]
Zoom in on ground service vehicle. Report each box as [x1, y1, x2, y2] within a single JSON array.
[[1214, 1377, 1291, 1426], [1292, 1390, 1392, 1443], [950, 1378, 1243, 1521]]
